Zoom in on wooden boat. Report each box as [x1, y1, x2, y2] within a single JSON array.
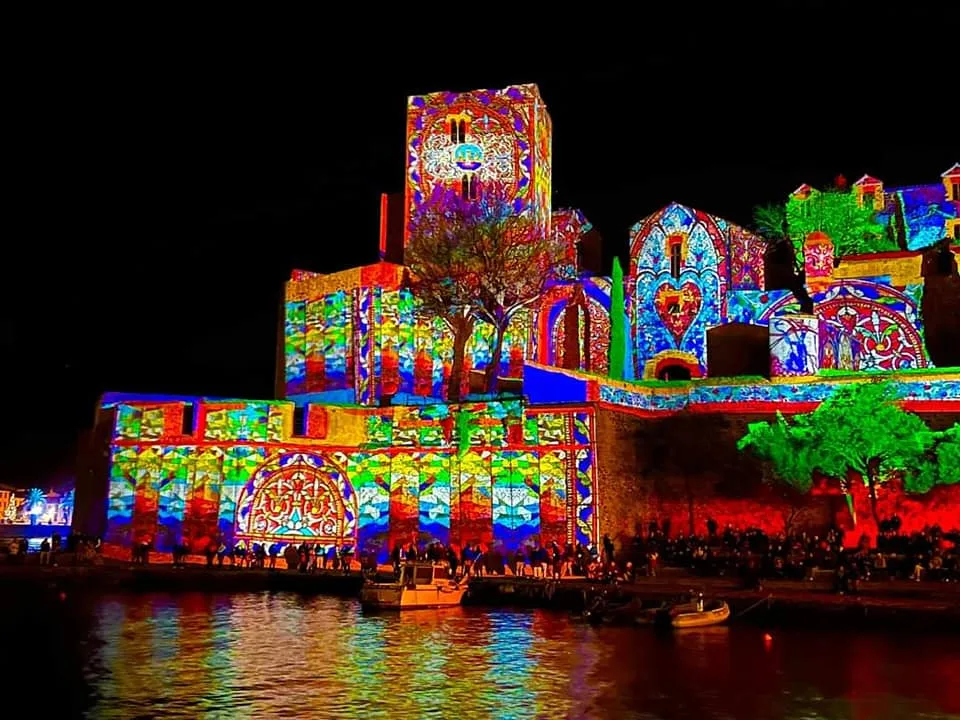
[[580, 589, 667, 626], [668, 599, 730, 628], [359, 562, 467, 610]]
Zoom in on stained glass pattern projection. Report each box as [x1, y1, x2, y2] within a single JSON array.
[[629, 203, 728, 377], [815, 281, 928, 372], [405, 84, 552, 242], [235, 453, 357, 545], [105, 401, 598, 559], [770, 316, 820, 377]]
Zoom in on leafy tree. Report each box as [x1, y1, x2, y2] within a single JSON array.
[[785, 187, 892, 261], [609, 256, 626, 380], [910, 425, 960, 493], [753, 202, 793, 266], [738, 382, 959, 524]]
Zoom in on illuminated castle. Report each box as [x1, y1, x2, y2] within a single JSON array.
[[283, 85, 608, 407], [79, 84, 960, 559]]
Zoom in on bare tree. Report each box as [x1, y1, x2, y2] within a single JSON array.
[[468, 185, 566, 393], [405, 186, 484, 402], [407, 183, 566, 397]]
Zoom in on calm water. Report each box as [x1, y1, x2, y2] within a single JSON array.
[[10, 591, 959, 719]]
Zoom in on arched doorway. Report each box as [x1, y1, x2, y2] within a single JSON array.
[[657, 364, 692, 381], [645, 351, 702, 381], [234, 452, 358, 546]]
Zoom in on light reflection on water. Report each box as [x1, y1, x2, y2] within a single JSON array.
[[20, 592, 960, 719]]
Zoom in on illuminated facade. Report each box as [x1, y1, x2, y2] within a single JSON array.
[[405, 84, 552, 243], [629, 165, 959, 380], [103, 399, 597, 557], [282, 263, 611, 405], [86, 79, 959, 557], [628, 203, 767, 379]]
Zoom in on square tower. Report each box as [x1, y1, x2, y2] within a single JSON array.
[[404, 83, 552, 243]]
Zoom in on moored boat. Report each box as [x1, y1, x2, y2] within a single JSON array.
[[360, 561, 467, 610], [669, 599, 731, 628]]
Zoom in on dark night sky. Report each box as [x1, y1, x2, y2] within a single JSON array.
[[3, 6, 956, 484]]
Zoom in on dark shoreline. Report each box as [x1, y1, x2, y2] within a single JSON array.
[[2, 564, 957, 633]]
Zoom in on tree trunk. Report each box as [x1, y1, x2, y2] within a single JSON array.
[[447, 316, 472, 403], [843, 493, 856, 526], [485, 320, 507, 394], [866, 469, 881, 526]]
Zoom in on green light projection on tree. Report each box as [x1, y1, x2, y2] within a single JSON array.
[[609, 256, 626, 380], [785, 188, 894, 260], [738, 382, 959, 524]]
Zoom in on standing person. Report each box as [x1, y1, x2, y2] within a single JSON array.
[[602, 535, 615, 565], [474, 544, 485, 577], [39, 538, 51, 566]]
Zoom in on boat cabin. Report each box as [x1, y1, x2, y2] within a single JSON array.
[[401, 562, 452, 586]]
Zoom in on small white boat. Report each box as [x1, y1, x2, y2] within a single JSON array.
[[360, 562, 468, 610]]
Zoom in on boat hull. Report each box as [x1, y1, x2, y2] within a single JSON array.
[[360, 583, 467, 610], [671, 601, 730, 628]]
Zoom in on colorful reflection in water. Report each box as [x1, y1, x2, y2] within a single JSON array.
[[14, 592, 960, 719]]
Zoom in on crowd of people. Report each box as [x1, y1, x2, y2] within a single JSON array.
[[618, 517, 960, 592], [7, 518, 957, 595], [1, 532, 102, 565], [387, 539, 610, 581]]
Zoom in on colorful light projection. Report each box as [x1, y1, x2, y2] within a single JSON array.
[[0, 488, 74, 526], [803, 231, 835, 293], [550, 208, 591, 281], [523, 362, 960, 415], [865, 167, 960, 252], [769, 315, 820, 377], [285, 265, 613, 404], [532, 279, 611, 375], [816, 282, 927, 372], [628, 204, 770, 379], [404, 84, 552, 243], [723, 222, 767, 292], [284, 267, 532, 403], [105, 399, 599, 559], [731, 279, 929, 373], [236, 453, 357, 544], [629, 203, 731, 377]]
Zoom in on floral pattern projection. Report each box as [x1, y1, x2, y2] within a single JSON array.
[[404, 84, 552, 243], [815, 282, 927, 372], [105, 400, 598, 560], [729, 280, 929, 373]]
